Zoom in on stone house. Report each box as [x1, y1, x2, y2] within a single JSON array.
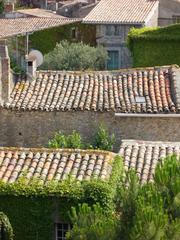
[[0, 42, 180, 151], [83, 0, 159, 69], [0, 140, 179, 239], [0, 147, 117, 240], [56, 0, 98, 18], [158, 0, 180, 26]]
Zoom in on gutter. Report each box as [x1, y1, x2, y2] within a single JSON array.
[[115, 113, 180, 118]]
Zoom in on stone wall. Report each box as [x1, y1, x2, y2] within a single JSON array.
[[146, 3, 159, 27], [0, 43, 14, 103], [0, 109, 179, 151], [158, 0, 180, 26]]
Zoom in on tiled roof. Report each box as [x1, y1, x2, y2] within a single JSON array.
[[5, 67, 179, 113], [0, 17, 81, 38], [0, 148, 115, 184], [83, 0, 158, 24], [17, 8, 67, 18], [119, 140, 180, 184]]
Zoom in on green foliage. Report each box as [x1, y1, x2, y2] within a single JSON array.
[[130, 184, 168, 240], [29, 23, 96, 55], [0, 196, 53, 240], [117, 155, 180, 240], [0, 0, 4, 15], [66, 203, 118, 240], [10, 57, 25, 75], [127, 24, 180, 67], [0, 155, 122, 240], [48, 130, 83, 149], [0, 212, 13, 240], [41, 40, 108, 71], [116, 170, 140, 236], [166, 218, 180, 240], [154, 155, 180, 218], [93, 124, 115, 151], [48, 125, 116, 151]]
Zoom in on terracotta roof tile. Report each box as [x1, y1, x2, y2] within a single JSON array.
[[0, 148, 115, 184], [83, 0, 158, 24], [0, 17, 81, 38], [5, 67, 179, 113], [17, 8, 67, 18], [119, 140, 180, 184]]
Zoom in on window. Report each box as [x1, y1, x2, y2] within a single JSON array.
[[71, 27, 77, 39], [55, 223, 72, 240], [172, 15, 180, 24], [105, 25, 121, 36], [107, 50, 119, 70]]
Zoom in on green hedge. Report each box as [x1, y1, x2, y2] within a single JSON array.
[[127, 24, 180, 67], [0, 155, 122, 240]]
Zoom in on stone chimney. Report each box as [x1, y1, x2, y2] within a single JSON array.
[[0, 40, 13, 103], [27, 55, 37, 79], [4, 3, 14, 13]]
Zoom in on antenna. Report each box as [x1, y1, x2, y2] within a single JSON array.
[[28, 50, 44, 67], [27, 49, 44, 78]]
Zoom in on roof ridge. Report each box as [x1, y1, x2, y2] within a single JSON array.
[[37, 65, 177, 75], [121, 139, 180, 146], [0, 146, 116, 157]]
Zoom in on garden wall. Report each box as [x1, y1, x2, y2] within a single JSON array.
[[0, 109, 179, 151]]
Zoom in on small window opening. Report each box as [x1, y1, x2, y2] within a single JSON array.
[[55, 223, 72, 240]]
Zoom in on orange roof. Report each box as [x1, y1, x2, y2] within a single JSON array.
[[0, 148, 115, 183], [4, 66, 180, 113], [119, 139, 180, 184]]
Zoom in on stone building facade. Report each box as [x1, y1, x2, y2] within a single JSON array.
[[158, 0, 180, 26], [83, 0, 159, 69], [0, 43, 180, 151]]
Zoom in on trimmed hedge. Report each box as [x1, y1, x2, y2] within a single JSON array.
[[0, 155, 122, 240], [127, 24, 180, 67]]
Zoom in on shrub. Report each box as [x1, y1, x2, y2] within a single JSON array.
[[93, 125, 115, 151], [0, 212, 14, 240], [48, 131, 83, 149], [66, 203, 118, 240], [10, 56, 25, 75], [48, 126, 116, 151], [117, 155, 180, 240], [41, 40, 108, 71]]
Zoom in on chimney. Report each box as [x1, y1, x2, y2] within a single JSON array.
[[0, 40, 13, 103], [27, 55, 37, 79], [4, 3, 14, 13]]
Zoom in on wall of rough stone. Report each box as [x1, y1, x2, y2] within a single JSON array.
[[0, 109, 180, 151], [158, 0, 180, 26], [146, 3, 159, 27]]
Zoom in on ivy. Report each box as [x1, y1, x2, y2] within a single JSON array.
[[0, 156, 122, 240], [127, 24, 180, 67], [0, 0, 4, 15], [29, 23, 96, 55]]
